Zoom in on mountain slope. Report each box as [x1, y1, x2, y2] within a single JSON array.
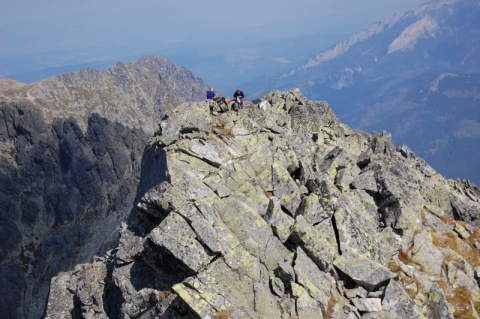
[[0, 54, 208, 319], [45, 90, 480, 318], [243, 0, 480, 184]]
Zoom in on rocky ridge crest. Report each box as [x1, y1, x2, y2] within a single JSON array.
[[46, 89, 480, 318], [0, 54, 207, 135]]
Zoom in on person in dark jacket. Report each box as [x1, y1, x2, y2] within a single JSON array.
[[206, 87, 216, 101], [233, 89, 244, 110]]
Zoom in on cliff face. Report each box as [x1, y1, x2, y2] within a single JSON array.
[[45, 89, 480, 318], [0, 54, 209, 319], [0, 101, 148, 319]]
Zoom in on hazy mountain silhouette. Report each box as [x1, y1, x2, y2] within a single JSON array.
[[243, 0, 480, 184]]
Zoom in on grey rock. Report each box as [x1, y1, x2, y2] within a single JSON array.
[[410, 230, 444, 276], [454, 223, 471, 239], [335, 163, 361, 190], [143, 212, 215, 277], [351, 298, 382, 312], [446, 262, 480, 300], [0, 102, 151, 319], [334, 189, 395, 265], [297, 193, 331, 225], [264, 197, 295, 243], [361, 311, 392, 319], [121, 288, 165, 318], [333, 251, 397, 290], [294, 247, 332, 309], [425, 283, 454, 319], [293, 284, 325, 319], [36, 88, 480, 319], [289, 215, 337, 270], [382, 280, 421, 319], [345, 288, 360, 299], [352, 170, 378, 193], [357, 286, 369, 298]]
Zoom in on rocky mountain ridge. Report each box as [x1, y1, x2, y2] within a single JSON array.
[[45, 89, 480, 318], [0, 54, 207, 135], [0, 54, 209, 319]]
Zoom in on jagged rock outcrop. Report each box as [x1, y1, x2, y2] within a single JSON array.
[[0, 53, 207, 135], [45, 89, 480, 318], [0, 54, 209, 319]]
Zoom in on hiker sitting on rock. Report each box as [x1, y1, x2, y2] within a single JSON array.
[[206, 87, 216, 102], [233, 89, 244, 110]]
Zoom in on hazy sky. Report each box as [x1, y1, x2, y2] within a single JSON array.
[[0, 0, 427, 77]]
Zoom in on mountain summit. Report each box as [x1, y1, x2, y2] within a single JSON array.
[[45, 89, 480, 318], [243, 0, 480, 184]]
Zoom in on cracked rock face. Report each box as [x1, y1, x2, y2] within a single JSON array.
[[45, 89, 480, 318]]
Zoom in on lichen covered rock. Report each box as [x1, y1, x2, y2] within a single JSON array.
[[45, 89, 480, 318]]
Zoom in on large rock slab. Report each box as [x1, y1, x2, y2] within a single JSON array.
[[143, 212, 215, 277], [333, 251, 398, 290]]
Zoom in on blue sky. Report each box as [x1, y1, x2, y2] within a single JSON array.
[[0, 0, 427, 85]]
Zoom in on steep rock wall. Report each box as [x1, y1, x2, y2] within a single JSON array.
[[0, 100, 149, 319]]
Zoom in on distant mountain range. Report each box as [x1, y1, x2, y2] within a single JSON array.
[[243, 0, 480, 184], [1, 3, 479, 311], [1, 33, 347, 97]]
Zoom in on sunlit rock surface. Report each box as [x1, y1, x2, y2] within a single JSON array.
[[46, 89, 480, 318]]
